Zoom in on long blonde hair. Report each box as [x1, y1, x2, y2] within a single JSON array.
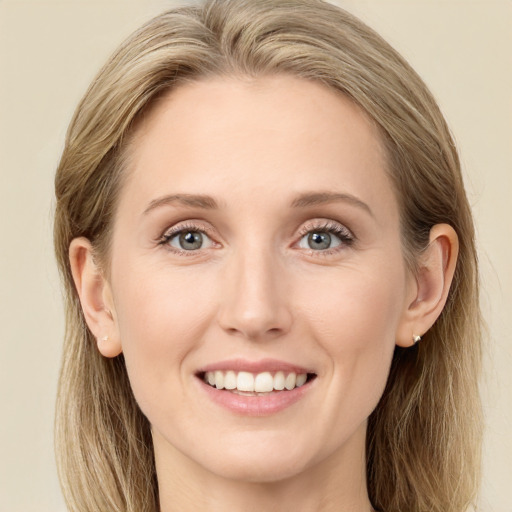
[[54, 1, 482, 511]]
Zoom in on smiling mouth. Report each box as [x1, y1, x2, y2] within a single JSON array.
[[197, 370, 317, 395]]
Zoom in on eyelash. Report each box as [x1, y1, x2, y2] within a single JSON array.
[[158, 222, 217, 257], [297, 220, 355, 256], [158, 220, 355, 257]]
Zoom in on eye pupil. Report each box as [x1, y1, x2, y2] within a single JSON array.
[[308, 232, 331, 250], [179, 231, 203, 250]]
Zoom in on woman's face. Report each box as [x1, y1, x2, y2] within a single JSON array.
[[107, 75, 416, 482]]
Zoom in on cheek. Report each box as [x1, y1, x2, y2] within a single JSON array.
[[110, 264, 217, 414], [113, 259, 217, 337], [298, 263, 406, 350], [295, 263, 406, 418]]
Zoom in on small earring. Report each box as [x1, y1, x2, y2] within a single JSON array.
[[100, 336, 109, 342], [413, 334, 422, 344]]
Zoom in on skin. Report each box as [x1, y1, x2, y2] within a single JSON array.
[[70, 75, 458, 512]]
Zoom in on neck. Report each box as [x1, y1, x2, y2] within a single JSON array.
[[155, 423, 373, 512]]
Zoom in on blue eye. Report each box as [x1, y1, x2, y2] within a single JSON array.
[[298, 223, 353, 251], [299, 230, 342, 251], [164, 229, 214, 251], [300, 231, 340, 250]]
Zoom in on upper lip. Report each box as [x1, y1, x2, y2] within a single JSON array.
[[196, 358, 315, 375]]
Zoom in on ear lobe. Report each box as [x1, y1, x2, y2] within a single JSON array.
[[69, 237, 122, 358], [396, 224, 459, 347]]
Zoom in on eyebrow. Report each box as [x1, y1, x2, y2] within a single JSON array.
[[143, 194, 219, 215], [290, 191, 374, 217], [142, 191, 373, 217]]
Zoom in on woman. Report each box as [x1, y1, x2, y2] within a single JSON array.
[[53, 0, 482, 511]]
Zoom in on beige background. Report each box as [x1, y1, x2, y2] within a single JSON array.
[[0, 0, 510, 510]]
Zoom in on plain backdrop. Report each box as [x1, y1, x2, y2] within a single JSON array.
[[0, 1, 510, 510]]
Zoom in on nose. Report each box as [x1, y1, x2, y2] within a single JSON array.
[[217, 247, 293, 341]]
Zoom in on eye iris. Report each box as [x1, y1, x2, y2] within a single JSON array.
[[308, 232, 331, 250], [179, 231, 203, 250]]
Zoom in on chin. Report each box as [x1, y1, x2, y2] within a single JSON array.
[[214, 457, 307, 484], [199, 435, 316, 484]]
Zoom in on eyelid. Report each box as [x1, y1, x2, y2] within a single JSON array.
[[297, 219, 354, 241], [158, 220, 220, 254], [294, 219, 355, 255], [160, 220, 216, 241], [156, 218, 354, 256]]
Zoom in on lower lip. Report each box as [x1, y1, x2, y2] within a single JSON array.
[[196, 377, 314, 416]]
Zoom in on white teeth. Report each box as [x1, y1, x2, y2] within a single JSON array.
[[285, 372, 297, 390], [274, 371, 285, 390], [224, 371, 237, 390], [237, 372, 255, 392], [254, 372, 274, 393], [203, 370, 310, 392], [214, 370, 224, 390], [296, 373, 307, 387]]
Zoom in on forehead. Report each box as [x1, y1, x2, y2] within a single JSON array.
[[120, 74, 397, 221]]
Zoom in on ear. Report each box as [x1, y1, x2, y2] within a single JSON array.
[[69, 237, 122, 357], [396, 224, 459, 348]]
